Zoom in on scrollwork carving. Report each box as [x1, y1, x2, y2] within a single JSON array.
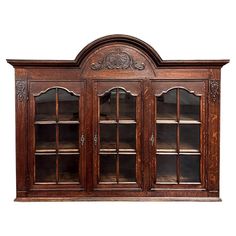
[[16, 80, 27, 102], [91, 49, 145, 70], [210, 80, 220, 102]]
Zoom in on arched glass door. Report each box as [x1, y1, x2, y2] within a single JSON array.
[[32, 86, 83, 184], [156, 88, 201, 183], [93, 82, 142, 189]]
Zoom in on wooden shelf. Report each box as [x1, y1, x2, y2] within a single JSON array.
[[100, 120, 136, 124], [156, 119, 200, 124], [35, 121, 57, 125], [58, 121, 79, 124]]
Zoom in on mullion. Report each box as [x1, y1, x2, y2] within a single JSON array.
[[116, 89, 120, 183], [55, 88, 59, 183], [176, 88, 180, 184]]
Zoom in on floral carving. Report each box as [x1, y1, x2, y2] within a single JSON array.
[[91, 49, 145, 70], [16, 80, 27, 102], [210, 80, 220, 102]]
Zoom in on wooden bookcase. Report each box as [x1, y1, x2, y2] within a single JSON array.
[[7, 35, 229, 201]]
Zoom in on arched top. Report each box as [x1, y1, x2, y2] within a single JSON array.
[[98, 86, 138, 97], [74, 34, 163, 68], [33, 86, 80, 97], [155, 86, 202, 97], [7, 34, 229, 68]]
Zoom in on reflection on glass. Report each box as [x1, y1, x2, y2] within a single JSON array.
[[119, 90, 136, 120], [119, 155, 136, 182], [180, 155, 200, 182], [58, 89, 79, 121], [180, 89, 200, 121], [59, 154, 79, 182], [100, 124, 116, 149], [119, 124, 136, 150], [180, 125, 200, 151], [100, 90, 116, 120], [36, 124, 56, 150], [156, 124, 177, 151], [157, 89, 177, 120], [156, 155, 177, 182], [100, 154, 116, 182], [59, 124, 78, 150], [35, 155, 56, 182], [35, 89, 56, 121]]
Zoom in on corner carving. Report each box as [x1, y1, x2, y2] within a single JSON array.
[[91, 49, 145, 70], [16, 80, 27, 102], [210, 80, 220, 103]]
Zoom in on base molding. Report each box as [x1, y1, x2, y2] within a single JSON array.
[[15, 197, 222, 202]]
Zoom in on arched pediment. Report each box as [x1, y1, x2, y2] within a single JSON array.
[[74, 34, 163, 69]]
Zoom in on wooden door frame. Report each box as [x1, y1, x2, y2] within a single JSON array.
[[28, 81, 86, 191]]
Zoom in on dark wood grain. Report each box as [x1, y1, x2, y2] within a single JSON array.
[[7, 34, 229, 201]]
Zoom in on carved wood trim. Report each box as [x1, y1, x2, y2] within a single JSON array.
[[16, 80, 27, 102], [33, 86, 80, 97], [155, 86, 203, 97], [210, 80, 220, 102], [98, 86, 138, 96], [91, 49, 145, 70]]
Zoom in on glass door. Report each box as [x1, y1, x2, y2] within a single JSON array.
[[150, 81, 206, 188], [93, 82, 142, 189], [29, 82, 85, 188]]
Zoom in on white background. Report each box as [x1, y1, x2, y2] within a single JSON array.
[[0, 0, 235, 235]]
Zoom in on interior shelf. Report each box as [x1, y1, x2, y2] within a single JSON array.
[[99, 120, 136, 124], [156, 120, 200, 124]]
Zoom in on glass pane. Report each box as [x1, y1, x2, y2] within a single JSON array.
[[100, 154, 116, 182], [157, 89, 177, 120], [59, 154, 79, 182], [35, 124, 56, 150], [100, 90, 116, 120], [100, 124, 116, 149], [119, 89, 136, 120], [156, 124, 177, 151], [58, 89, 79, 121], [180, 89, 200, 121], [119, 124, 136, 150], [35, 155, 56, 182], [35, 89, 56, 121], [119, 155, 136, 182], [180, 155, 200, 182], [59, 124, 79, 150], [156, 155, 177, 182], [180, 125, 200, 151]]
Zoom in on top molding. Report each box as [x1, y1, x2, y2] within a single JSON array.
[[7, 34, 229, 68]]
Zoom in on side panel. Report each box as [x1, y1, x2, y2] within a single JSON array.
[[15, 69, 29, 198], [207, 70, 221, 197]]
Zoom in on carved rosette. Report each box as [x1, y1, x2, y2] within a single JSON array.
[[91, 49, 145, 70], [16, 80, 27, 102], [210, 80, 220, 103]]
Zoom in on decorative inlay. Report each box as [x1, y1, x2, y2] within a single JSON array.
[[16, 80, 27, 102], [210, 80, 220, 102], [91, 49, 145, 70]]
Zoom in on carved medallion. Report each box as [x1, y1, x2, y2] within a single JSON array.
[[210, 80, 220, 102], [91, 49, 145, 70], [16, 80, 27, 102]]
